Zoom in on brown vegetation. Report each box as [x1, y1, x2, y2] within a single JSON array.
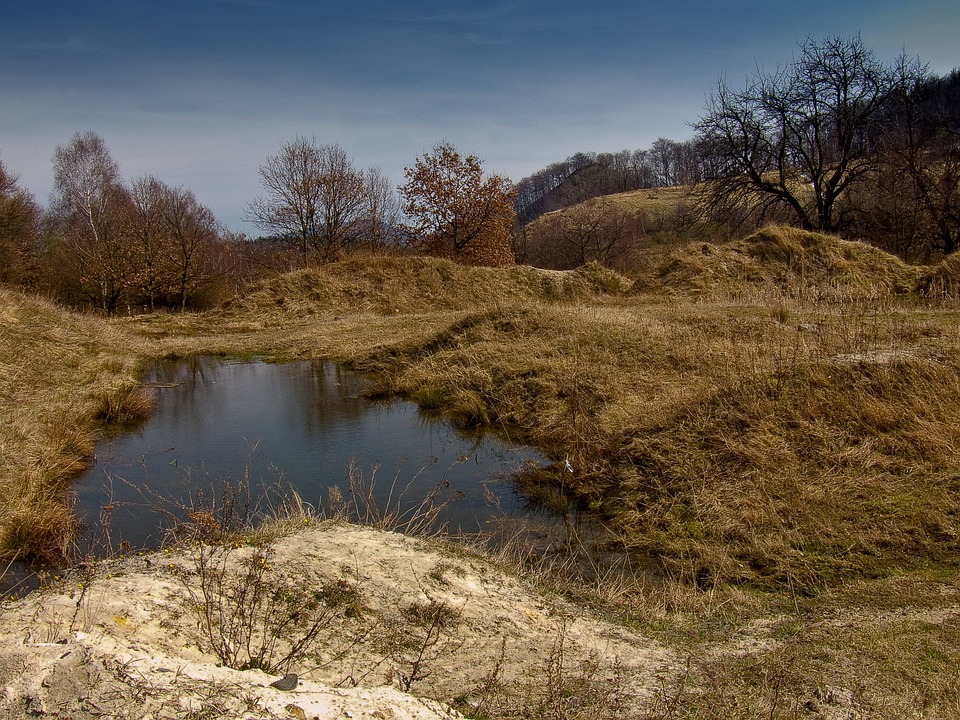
[[2, 228, 960, 716], [0, 288, 147, 562], [630, 225, 924, 298], [400, 142, 516, 267]]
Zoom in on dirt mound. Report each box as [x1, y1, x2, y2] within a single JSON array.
[[633, 226, 923, 299], [225, 256, 630, 319], [0, 523, 674, 718]]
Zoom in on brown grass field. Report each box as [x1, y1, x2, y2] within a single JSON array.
[[3, 226, 960, 716]]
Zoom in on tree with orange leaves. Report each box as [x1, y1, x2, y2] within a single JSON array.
[[399, 142, 515, 267]]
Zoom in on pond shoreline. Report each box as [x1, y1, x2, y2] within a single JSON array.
[[3, 355, 570, 598]]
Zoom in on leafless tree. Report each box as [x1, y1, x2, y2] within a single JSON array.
[[50, 131, 131, 312], [128, 176, 174, 311], [128, 176, 222, 310], [694, 36, 895, 233], [525, 200, 643, 270], [315, 142, 366, 257], [360, 166, 401, 251], [246, 138, 367, 262], [874, 62, 959, 257], [650, 138, 679, 187], [158, 182, 220, 309], [246, 137, 322, 261]]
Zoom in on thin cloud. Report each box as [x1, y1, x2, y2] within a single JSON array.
[[2, 0, 956, 232]]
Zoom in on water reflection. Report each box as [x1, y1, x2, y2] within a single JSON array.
[[73, 356, 547, 550]]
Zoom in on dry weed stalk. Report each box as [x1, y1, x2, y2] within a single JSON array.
[[454, 616, 633, 720], [386, 583, 465, 693], [335, 458, 459, 536], [171, 541, 343, 674]]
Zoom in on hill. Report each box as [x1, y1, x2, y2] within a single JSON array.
[[3, 242, 960, 716], [522, 184, 697, 236], [223, 254, 632, 319], [632, 225, 926, 299]]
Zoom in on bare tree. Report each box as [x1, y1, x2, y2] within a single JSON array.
[[399, 142, 515, 266], [158, 183, 220, 309], [51, 131, 131, 312], [629, 149, 655, 188], [128, 176, 175, 311], [246, 138, 367, 262], [525, 200, 643, 269], [360, 167, 401, 251], [877, 63, 959, 257], [650, 138, 679, 187], [128, 176, 222, 310], [246, 137, 322, 261], [315, 143, 366, 257], [694, 36, 894, 233]]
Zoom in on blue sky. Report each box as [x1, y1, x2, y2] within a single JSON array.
[[2, 1, 957, 232]]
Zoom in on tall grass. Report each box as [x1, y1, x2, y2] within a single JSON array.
[[0, 289, 149, 562], [4, 242, 958, 589], [3, 240, 960, 716], [353, 277, 960, 593]]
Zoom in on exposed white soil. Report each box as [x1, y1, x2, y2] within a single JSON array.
[[0, 523, 678, 719]]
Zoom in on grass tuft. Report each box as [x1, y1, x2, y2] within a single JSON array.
[[95, 385, 155, 427], [3, 235, 960, 715]]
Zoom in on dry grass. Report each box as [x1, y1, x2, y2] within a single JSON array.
[[3, 234, 960, 715], [529, 184, 699, 232], [919, 251, 960, 302], [631, 225, 925, 299], [0, 289, 150, 562], [5, 239, 958, 587], [354, 296, 960, 592], [221, 254, 630, 319], [654, 576, 960, 719]]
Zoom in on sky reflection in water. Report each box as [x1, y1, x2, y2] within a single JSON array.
[[73, 357, 547, 549]]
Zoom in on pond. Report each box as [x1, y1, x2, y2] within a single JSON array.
[[71, 356, 550, 552]]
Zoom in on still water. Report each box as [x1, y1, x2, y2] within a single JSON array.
[[73, 356, 547, 550]]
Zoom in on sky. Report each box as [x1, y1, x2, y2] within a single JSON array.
[[1, 1, 958, 233]]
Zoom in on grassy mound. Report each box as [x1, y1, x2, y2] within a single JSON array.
[[355, 304, 639, 437], [634, 226, 924, 300], [225, 255, 631, 319], [0, 289, 148, 562], [611, 353, 960, 592], [354, 293, 960, 593], [5, 245, 959, 598]]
